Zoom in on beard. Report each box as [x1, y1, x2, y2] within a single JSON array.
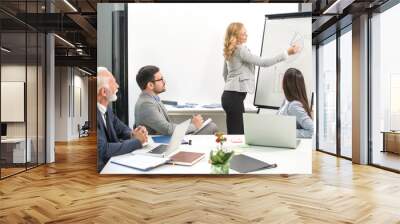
[[154, 85, 166, 94], [155, 89, 165, 94], [107, 89, 118, 102]]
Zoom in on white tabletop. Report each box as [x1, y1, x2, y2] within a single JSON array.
[[165, 105, 258, 113], [101, 135, 312, 175]]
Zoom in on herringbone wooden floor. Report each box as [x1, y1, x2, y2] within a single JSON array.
[[1, 135, 400, 224]]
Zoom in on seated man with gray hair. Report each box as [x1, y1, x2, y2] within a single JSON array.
[[134, 65, 218, 136], [97, 67, 148, 172]]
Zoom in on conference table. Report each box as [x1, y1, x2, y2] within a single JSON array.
[[101, 135, 312, 175]]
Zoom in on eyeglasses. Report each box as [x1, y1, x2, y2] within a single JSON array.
[[151, 77, 164, 83]]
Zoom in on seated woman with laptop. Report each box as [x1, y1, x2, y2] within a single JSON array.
[[277, 68, 314, 138]]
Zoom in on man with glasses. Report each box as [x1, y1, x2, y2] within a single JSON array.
[[135, 65, 217, 135]]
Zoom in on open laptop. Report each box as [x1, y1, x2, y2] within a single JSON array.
[[141, 119, 191, 157], [243, 113, 298, 149]]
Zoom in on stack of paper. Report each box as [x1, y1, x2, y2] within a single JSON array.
[[111, 154, 170, 171]]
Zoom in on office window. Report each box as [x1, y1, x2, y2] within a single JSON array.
[[371, 3, 400, 171], [1, 29, 28, 178], [0, 1, 46, 179], [339, 28, 352, 158], [391, 75, 400, 130], [317, 37, 337, 155]]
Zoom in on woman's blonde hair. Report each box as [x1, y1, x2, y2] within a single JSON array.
[[223, 22, 244, 61]]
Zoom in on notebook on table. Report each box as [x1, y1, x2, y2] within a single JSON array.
[[168, 151, 205, 166], [229, 154, 277, 173], [193, 118, 212, 134], [111, 154, 170, 171]]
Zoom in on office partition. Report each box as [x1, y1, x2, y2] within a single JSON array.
[[0, 1, 47, 179]]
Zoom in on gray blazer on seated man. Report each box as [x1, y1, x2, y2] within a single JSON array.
[[134, 65, 218, 136], [97, 67, 148, 172]]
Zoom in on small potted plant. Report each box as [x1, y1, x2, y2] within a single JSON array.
[[209, 132, 234, 174]]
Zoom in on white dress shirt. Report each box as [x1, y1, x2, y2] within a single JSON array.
[[97, 103, 108, 128]]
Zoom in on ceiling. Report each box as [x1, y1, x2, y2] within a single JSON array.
[[0, 0, 394, 74]]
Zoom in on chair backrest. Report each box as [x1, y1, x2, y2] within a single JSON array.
[[82, 121, 90, 130]]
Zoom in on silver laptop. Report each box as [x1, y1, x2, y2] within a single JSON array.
[[143, 119, 191, 157], [243, 113, 298, 149]]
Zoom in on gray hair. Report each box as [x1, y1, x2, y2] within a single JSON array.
[[97, 67, 111, 94]]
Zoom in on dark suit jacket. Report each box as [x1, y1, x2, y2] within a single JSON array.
[[97, 106, 142, 172]]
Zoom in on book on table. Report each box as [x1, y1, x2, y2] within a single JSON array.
[[168, 151, 205, 166]]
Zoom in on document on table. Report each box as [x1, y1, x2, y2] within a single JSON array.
[[111, 154, 170, 171], [193, 118, 212, 134]]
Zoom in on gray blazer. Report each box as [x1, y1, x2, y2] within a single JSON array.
[[278, 100, 314, 138], [135, 92, 197, 135], [223, 44, 288, 94]]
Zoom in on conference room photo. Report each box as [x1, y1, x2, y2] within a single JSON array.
[[97, 3, 314, 175], [3, 0, 400, 223]]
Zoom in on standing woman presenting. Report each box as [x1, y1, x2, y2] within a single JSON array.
[[221, 22, 300, 134]]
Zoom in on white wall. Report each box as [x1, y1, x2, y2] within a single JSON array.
[[71, 73, 89, 138], [55, 67, 69, 141], [1, 64, 46, 164], [55, 67, 89, 141], [1, 65, 29, 138], [127, 3, 298, 127], [1, 66, 25, 125], [1, 82, 25, 122]]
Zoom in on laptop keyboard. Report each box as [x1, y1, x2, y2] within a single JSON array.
[[149, 144, 168, 154]]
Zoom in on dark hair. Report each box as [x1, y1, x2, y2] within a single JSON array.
[[282, 68, 312, 118], [136, 65, 160, 90]]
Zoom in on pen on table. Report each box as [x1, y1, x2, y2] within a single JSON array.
[[181, 139, 192, 145]]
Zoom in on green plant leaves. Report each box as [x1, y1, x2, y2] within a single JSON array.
[[210, 150, 234, 165]]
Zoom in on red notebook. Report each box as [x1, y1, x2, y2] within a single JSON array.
[[169, 151, 205, 166]]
